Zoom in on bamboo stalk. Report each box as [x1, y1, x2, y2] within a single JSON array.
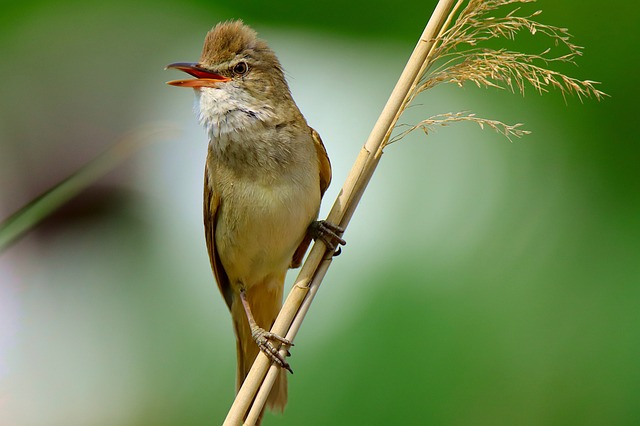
[[245, 255, 333, 424], [223, 1, 458, 424]]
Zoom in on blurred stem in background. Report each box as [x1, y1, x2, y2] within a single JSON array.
[[0, 123, 179, 252]]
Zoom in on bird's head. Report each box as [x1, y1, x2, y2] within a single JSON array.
[[166, 20, 294, 138]]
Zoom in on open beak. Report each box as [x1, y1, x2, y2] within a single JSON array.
[[165, 62, 231, 88]]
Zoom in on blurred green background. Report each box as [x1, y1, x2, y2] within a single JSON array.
[[1, 0, 638, 425]]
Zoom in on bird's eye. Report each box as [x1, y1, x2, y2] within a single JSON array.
[[233, 62, 249, 76]]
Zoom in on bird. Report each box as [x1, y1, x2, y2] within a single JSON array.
[[166, 20, 345, 419]]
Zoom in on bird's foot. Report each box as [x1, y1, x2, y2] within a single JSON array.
[[251, 325, 294, 374], [309, 220, 346, 255]]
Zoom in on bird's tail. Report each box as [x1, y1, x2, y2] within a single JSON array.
[[231, 275, 288, 423]]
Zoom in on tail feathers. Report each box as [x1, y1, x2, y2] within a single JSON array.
[[231, 280, 288, 423], [266, 369, 288, 412]]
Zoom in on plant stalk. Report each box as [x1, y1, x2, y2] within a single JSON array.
[[223, 1, 458, 424]]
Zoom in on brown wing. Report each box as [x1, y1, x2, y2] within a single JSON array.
[[203, 162, 233, 310], [312, 127, 332, 197], [290, 127, 332, 268]]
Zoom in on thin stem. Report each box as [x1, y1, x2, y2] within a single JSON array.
[[0, 123, 178, 252], [222, 0, 458, 424]]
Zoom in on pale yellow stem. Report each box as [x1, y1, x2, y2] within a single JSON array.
[[224, 1, 458, 424]]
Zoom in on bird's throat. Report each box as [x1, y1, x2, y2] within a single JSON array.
[[196, 86, 274, 143]]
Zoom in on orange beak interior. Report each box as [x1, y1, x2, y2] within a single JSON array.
[[165, 62, 231, 88]]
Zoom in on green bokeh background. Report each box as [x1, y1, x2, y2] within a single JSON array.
[[1, 1, 638, 425]]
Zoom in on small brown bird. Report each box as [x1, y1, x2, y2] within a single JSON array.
[[166, 21, 344, 417]]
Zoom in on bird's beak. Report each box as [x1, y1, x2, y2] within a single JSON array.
[[165, 62, 231, 88]]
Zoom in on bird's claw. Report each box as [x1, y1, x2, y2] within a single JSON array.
[[251, 326, 294, 374], [309, 220, 346, 255]]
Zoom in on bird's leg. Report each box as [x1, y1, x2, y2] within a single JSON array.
[[308, 220, 346, 255], [239, 289, 294, 374]]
